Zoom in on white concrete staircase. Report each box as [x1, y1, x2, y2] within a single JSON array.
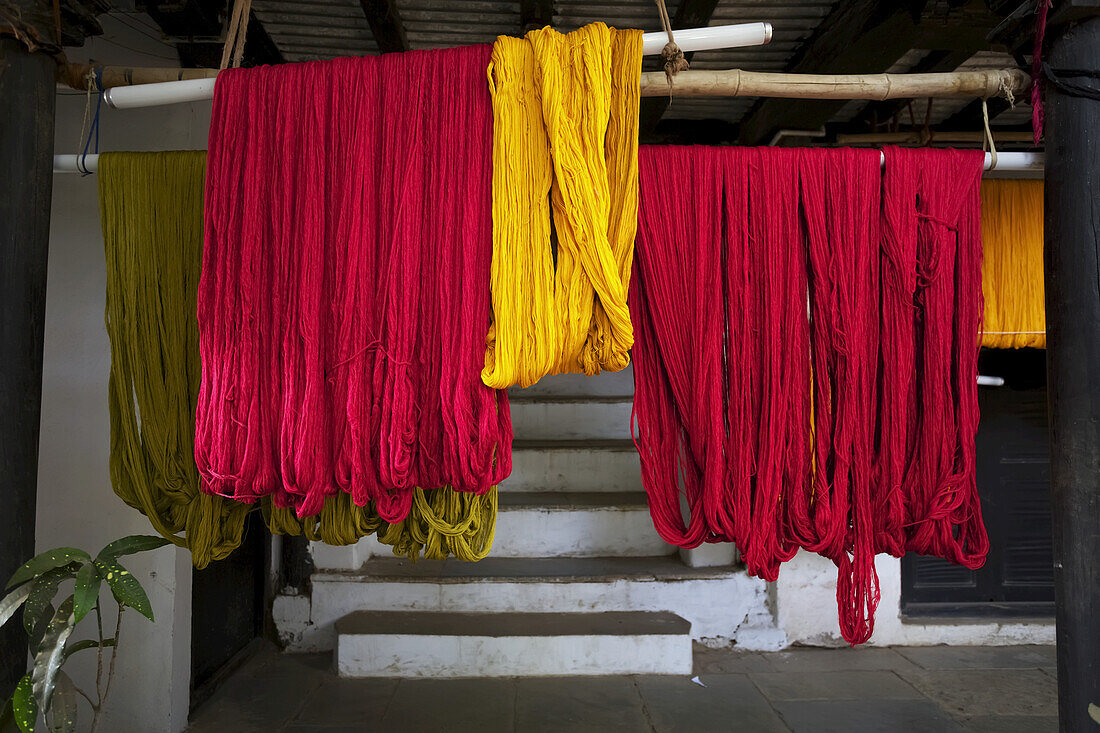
[[274, 368, 780, 675]]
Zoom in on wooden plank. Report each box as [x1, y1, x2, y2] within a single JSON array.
[[1042, 11, 1100, 731], [519, 0, 553, 33], [0, 37, 54, 700], [360, 0, 409, 53]]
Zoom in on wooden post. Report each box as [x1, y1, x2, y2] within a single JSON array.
[[0, 37, 55, 698], [1043, 11, 1100, 732]]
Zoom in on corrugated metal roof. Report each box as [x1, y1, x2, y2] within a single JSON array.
[[399, 0, 518, 50], [252, 0, 378, 61]]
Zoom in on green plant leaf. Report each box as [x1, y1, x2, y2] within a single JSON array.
[[62, 638, 115, 661], [93, 559, 153, 622], [46, 673, 76, 733], [0, 584, 32, 630], [22, 568, 72, 638], [12, 675, 36, 733], [70, 565, 100, 625], [96, 536, 170, 562], [1, 698, 16, 733], [26, 604, 53, 655], [30, 597, 75, 714], [6, 550, 90, 590]]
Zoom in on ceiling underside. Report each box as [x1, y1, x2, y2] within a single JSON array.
[[88, 0, 1040, 147]]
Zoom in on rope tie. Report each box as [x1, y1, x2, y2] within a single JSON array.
[[219, 0, 253, 70], [654, 0, 688, 94], [981, 98, 998, 171]]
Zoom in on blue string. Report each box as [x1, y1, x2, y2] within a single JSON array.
[[79, 68, 104, 177]]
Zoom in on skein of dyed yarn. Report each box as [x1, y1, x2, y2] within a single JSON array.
[[483, 22, 642, 389], [631, 146, 811, 580], [882, 147, 988, 571], [197, 46, 510, 548], [980, 179, 1045, 348], [100, 151, 252, 569], [795, 148, 883, 644]]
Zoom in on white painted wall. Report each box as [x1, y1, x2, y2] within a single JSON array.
[[36, 15, 210, 733], [776, 551, 1055, 647]]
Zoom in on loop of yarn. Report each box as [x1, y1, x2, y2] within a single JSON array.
[[979, 180, 1045, 348], [197, 46, 511, 550], [632, 145, 988, 645], [482, 23, 642, 389]]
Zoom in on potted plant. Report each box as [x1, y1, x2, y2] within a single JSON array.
[[0, 536, 169, 733]]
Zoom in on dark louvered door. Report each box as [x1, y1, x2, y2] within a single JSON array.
[[901, 349, 1055, 617]]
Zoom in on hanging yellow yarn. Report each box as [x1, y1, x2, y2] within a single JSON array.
[[980, 179, 1046, 349], [483, 22, 642, 388], [102, 151, 496, 564], [101, 151, 251, 569]]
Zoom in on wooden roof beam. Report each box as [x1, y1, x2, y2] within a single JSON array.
[[360, 0, 409, 54], [737, 0, 927, 145]]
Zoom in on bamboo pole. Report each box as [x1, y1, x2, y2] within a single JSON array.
[[58, 62, 1029, 103], [638, 68, 1029, 99]]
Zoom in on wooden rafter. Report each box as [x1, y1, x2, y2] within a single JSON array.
[[360, 0, 409, 54], [737, 0, 926, 145]]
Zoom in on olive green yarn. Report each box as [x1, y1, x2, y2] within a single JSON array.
[[101, 151, 250, 569]]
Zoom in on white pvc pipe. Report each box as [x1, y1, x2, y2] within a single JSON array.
[[96, 23, 771, 110], [104, 77, 216, 110], [875, 151, 1043, 173], [55, 150, 1046, 174], [640, 22, 772, 55]]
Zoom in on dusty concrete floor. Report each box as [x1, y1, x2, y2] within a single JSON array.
[[185, 643, 1057, 732]]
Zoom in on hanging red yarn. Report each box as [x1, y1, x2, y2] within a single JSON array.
[[631, 146, 810, 581], [632, 145, 987, 645], [882, 147, 988, 570], [197, 46, 511, 519], [795, 148, 882, 644]]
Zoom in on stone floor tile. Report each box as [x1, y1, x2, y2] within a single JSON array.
[[636, 674, 790, 733], [896, 645, 1055, 670], [515, 676, 648, 733], [693, 644, 774, 674], [291, 678, 399, 725], [899, 669, 1057, 717], [774, 699, 967, 733], [961, 714, 1059, 732], [285, 726, 374, 733], [750, 670, 922, 701], [190, 668, 323, 727], [380, 678, 515, 733], [761, 647, 921, 674]]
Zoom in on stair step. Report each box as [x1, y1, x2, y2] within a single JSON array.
[[508, 396, 633, 440], [334, 610, 692, 677], [508, 366, 634, 397], [292, 556, 768, 654], [504, 439, 641, 492], [492, 491, 668, 558]]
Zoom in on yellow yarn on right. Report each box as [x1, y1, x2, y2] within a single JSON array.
[[483, 23, 642, 388], [980, 179, 1046, 349]]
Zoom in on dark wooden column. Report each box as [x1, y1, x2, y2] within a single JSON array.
[[1043, 11, 1100, 732], [0, 36, 55, 698]]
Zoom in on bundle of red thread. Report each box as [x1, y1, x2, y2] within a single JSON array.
[[631, 145, 987, 645], [196, 46, 511, 521]]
